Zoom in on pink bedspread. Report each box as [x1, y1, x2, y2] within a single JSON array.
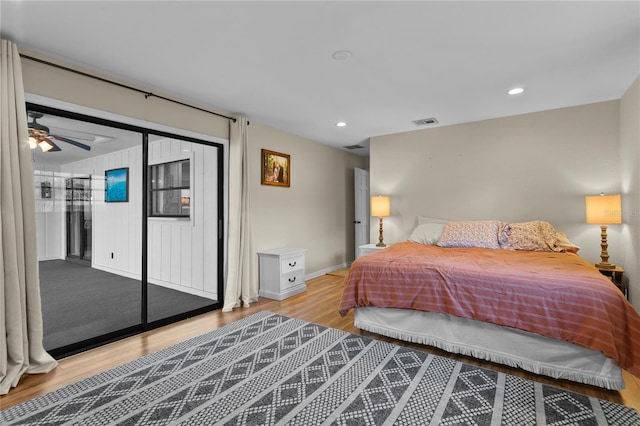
[[339, 242, 640, 378]]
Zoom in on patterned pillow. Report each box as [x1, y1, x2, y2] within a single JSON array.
[[538, 221, 561, 249], [437, 220, 501, 249], [498, 220, 577, 252], [552, 231, 581, 254], [498, 221, 550, 251]]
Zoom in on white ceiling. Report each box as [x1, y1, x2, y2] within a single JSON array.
[[2, 1, 639, 156]]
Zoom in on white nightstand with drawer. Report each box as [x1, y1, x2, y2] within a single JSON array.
[[258, 248, 306, 300], [359, 243, 389, 257]]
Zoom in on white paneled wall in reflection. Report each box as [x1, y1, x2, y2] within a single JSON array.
[[63, 145, 143, 278], [57, 138, 219, 300], [147, 138, 219, 299], [34, 170, 66, 261]]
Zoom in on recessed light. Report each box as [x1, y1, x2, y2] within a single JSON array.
[[332, 50, 352, 61], [336, 121, 347, 127], [507, 87, 525, 95]]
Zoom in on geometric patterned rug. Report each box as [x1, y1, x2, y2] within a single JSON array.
[[2, 311, 639, 425]]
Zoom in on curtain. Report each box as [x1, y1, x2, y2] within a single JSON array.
[[0, 39, 58, 395], [223, 117, 256, 312]]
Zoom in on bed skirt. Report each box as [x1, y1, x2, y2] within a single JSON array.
[[354, 307, 624, 390]]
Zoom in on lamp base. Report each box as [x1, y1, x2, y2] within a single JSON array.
[[596, 225, 616, 270], [595, 261, 617, 270], [376, 217, 386, 247]]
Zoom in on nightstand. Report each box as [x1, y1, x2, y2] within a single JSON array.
[[258, 248, 306, 300], [359, 243, 389, 257], [596, 265, 626, 299]]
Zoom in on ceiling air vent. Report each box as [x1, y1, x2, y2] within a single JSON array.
[[344, 144, 364, 150], [412, 117, 438, 126]]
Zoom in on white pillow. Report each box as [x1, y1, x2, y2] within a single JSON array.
[[408, 223, 446, 245], [417, 216, 450, 225]]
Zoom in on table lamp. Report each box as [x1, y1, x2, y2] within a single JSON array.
[[585, 193, 621, 269], [371, 195, 390, 247]]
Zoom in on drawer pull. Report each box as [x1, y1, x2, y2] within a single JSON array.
[[288, 277, 297, 283], [288, 261, 297, 267]]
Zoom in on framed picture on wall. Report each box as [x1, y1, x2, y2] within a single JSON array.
[[261, 149, 290, 187], [40, 181, 52, 199], [105, 167, 129, 202]]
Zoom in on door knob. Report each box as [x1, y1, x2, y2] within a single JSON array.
[[354, 220, 361, 224]]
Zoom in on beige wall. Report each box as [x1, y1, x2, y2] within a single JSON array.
[[620, 76, 640, 308], [370, 100, 633, 303], [21, 49, 637, 308], [20, 52, 366, 289], [248, 123, 367, 277], [20, 52, 230, 140]]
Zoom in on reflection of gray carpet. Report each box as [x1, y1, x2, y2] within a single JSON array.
[[39, 260, 215, 351], [3, 312, 639, 425]]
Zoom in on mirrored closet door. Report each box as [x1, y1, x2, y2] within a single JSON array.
[[30, 103, 224, 358], [146, 134, 222, 324]]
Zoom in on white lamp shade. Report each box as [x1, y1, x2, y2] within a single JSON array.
[[371, 196, 390, 217], [39, 140, 54, 152], [585, 194, 622, 225]]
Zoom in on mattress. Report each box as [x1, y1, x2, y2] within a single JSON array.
[[355, 306, 624, 390], [339, 242, 640, 381]]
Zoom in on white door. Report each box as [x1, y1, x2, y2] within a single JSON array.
[[354, 168, 370, 259]]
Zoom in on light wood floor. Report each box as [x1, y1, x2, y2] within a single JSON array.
[[2, 272, 639, 412]]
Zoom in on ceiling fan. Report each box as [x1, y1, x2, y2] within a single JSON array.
[[28, 112, 91, 152]]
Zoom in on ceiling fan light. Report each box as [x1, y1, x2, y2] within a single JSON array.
[[39, 140, 54, 152], [29, 120, 50, 134], [29, 136, 38, 149]]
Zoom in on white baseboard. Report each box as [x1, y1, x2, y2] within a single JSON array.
[[305, 262, 351, 280], [91, 264, 217, 300], [92, 263, 141, 281], [38, 256, 66, 262]]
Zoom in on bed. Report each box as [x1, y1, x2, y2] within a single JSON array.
[[339, 220, 640, 390]]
